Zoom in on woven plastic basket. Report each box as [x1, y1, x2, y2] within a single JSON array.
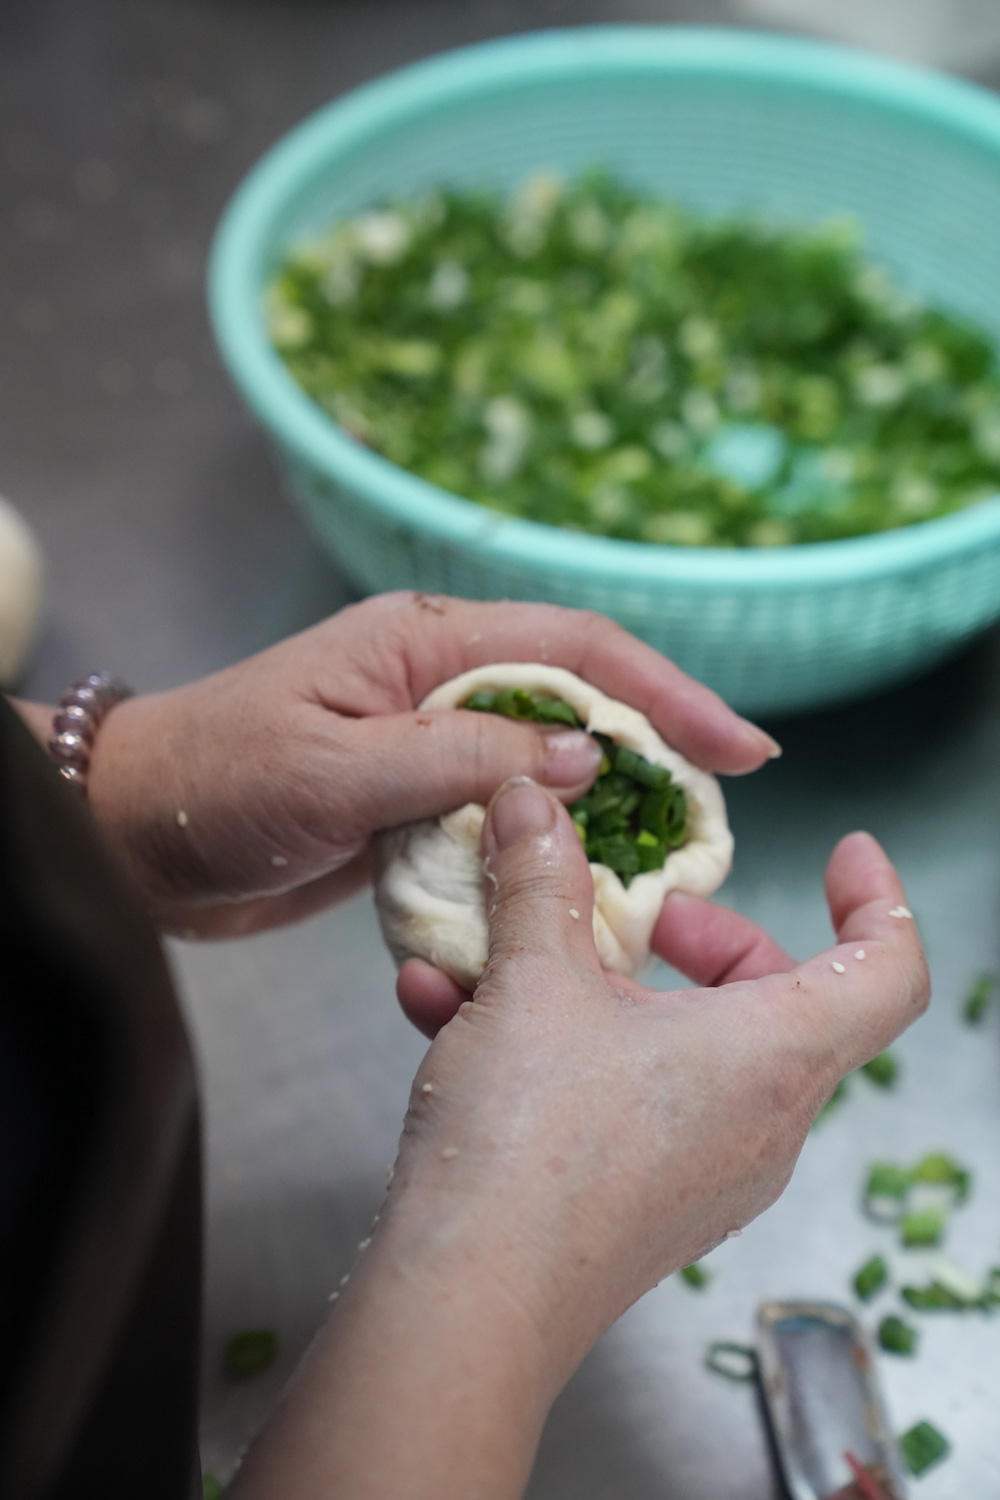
[[210, 27, 1000, 715]]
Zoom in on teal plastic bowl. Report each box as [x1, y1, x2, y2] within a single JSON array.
[[209, 27, 1000, 715]]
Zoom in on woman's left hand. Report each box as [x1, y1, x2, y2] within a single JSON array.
[[45, 591, 776, 937]]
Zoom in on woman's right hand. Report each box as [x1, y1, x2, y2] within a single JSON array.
[[392, 776, 928, 1376], [230, 777, 928, 1500]]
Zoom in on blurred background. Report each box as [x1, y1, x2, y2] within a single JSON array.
[[4, 3, 1000, 1496]]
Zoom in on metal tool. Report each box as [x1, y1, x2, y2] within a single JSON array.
[[756, 1301, 909, 1500]]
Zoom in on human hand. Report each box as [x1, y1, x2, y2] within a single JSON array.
[[392, 777, 929, 1372], [224, 779, 925, 1500], [78, 592, 776, 936]]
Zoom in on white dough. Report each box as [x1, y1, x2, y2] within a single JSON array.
[[373, 664, 733, 990], [0, 497, 43, 687]]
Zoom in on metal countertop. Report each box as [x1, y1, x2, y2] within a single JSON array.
[[3, 2, 999, 1494]]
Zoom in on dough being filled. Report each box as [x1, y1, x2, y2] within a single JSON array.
[[373, 664, 733, 990]]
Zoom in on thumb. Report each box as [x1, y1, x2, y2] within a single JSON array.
[[341, 710, 602, 836], [478, 776, 604, 993]]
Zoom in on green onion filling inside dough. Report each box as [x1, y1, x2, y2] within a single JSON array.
[[464, 688, 687, 886]]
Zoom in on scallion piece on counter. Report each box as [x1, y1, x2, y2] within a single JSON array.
[[962, 971, 995, 1024], [680, 1262, 711, 1289], [704, 1341, 757, 1382], [902, 1258, 999, 1311], [223, 1329, 279, 1381], [899, 1421, 950, 1476], [853, 1254, 888, 1302], [863, 1161, 912, 1216], [912, 1152, 971, 1203], [901, 1280, 970, 1311], [878, 1315, 918, 1356], [860, 1051, 898, 1088], [900, 1209, 946, 1249]]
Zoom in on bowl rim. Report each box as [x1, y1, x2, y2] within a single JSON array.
[[209, 23, 1000, 588]]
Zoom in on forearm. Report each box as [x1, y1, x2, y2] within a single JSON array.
[[228, 1191, 563, 1500]]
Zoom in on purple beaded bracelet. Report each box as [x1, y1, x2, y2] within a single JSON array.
[[48, 671, 133, 796]]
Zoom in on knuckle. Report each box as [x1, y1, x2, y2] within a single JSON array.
[[494, 859, 561, 911], [574, 607, 621, 645], [464, 712, 540, 787]]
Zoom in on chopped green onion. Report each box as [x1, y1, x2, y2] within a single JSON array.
[[203, 1478, 223, 1500], [901, 1280, 969, 1311], [878, 1315, 918, 1356], [962, 971, 994, 1024], [861, 1152, 971, 1237], [853, 1254, 888, 1302], [680, 1262, 711, 1289], [860, 1051, 898, 1088], [901, 1258, 999, 1311], [704, 1341, 757, 1382], [899, 1421, 950, 1476], [269, 172, 1000, 550], [912, 1153, 971, 1203], [223, 1329, 279, 1380], [492, 688, 539, 720], [900, 1209, 946, 1248], [461, 696, 688, 884], [864, 1161, 911, 1208], [533, 697, 581, 727]]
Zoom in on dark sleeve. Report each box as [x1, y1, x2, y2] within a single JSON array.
[[0, 697, 203, 1500]]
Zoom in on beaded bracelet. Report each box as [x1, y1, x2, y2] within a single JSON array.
[[48, 671, 133, 797]]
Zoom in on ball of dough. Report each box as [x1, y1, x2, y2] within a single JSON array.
[[0, 496, 43, 687], [373, 664, 733, 991]]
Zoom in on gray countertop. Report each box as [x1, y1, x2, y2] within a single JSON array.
[[4, 3, 1000, 1495]]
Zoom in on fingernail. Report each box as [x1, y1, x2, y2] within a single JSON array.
[[488, 777, 557, 850], [540, 729, 603, 786], [748, 724, 782, 758]]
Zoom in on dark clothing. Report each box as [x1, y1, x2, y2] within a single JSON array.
[[0, 698, 202, 1500]]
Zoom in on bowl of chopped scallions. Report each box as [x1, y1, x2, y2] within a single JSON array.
[[210, 27, 1000, 714]]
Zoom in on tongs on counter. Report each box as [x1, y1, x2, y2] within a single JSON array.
[[755, 1301, 910, 1500]]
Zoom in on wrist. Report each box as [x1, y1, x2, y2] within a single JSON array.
[[368, 1172, 614, 1394], [85, 690, 208, 909], [232, 1184, 573, 1500]]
